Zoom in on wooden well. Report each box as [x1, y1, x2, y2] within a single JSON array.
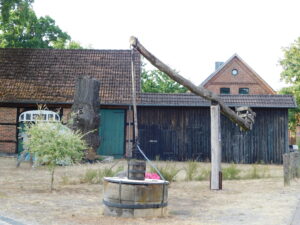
[[103, 177, 169, 217]]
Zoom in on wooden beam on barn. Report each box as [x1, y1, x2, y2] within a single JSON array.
[[129, 36, 252, 131]]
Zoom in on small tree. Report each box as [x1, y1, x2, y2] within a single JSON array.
[[141, 62, 188, 93], [279, 37, 300, 134], [24, 121, 86, 191]]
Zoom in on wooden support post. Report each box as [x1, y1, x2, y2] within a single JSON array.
[[295, 152, 300, 178], [130, 49, 139, 159], [210, 102, 222, 190], [283, 153, 290, 186]]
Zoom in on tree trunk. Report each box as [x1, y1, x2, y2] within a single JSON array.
[[71, 77, 100, 159], [129, 36, 252, 131], [50, 168, 55, 192]]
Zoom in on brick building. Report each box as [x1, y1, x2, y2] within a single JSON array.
[[201, 54, 276, 95]]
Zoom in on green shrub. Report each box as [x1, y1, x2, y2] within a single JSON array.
[[24, 121, 86, 191], [223, 163, 241, 180], [185, 161, 198, 181]]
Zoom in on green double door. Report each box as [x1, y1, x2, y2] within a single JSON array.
[[98, 109, 125, 158]]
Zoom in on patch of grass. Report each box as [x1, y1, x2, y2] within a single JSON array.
[[81, 169, 99, 184], [195, 167, 210, 181], [80, 165, 124, 184], [223, 163, 241, 180], [244, 165, 270, 179], [0, 192, 7, 198], [185, 161, 198, 181], [60, 175, 78, 185], [151, 163, 181, 182]]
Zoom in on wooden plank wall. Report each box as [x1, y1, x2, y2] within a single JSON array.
[[138, 107, 288, 164]]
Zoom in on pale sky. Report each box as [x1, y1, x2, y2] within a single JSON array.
[[33, 0, 300, 91]]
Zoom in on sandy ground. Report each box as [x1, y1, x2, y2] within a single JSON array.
[[0, 157, 300, 225]]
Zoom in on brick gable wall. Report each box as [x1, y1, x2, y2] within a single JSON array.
[[204, 57, 274, 95]]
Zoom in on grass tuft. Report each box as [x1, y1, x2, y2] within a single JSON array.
[[195, 167, 210, 181], [185, 161, 198, 181], [80, 165, 124, 184], [151, 163, 181, 182], [244, 165, 270, 179], [223, 163, 241, 180]]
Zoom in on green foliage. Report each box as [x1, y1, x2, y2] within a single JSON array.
[[280, 37, 300, 85], [150, 163, 181, 182], [279, 86, 300, 131], [279, 37, 300, 131], [222, 164, 241, 180], [141, 63, 188, 93], [24, 121, 86, 191], [185, 161, 198, 181], [0, 0, 81, 49], [0, 0, 33, 24]]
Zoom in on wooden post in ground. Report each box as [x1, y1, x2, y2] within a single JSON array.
[[294, 152, 300, 178], [283, 153, 290, 186], [210, 102, 222, 190]]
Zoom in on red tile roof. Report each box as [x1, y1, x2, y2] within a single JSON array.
[[0, 48, 141, 105]]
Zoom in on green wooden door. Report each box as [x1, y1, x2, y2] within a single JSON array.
[[98, 109, 125, 158]]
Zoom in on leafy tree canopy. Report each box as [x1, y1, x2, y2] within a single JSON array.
[[141, 63, 188, 93], [0, 0, 82, 49], [279, 37, 300, 131]]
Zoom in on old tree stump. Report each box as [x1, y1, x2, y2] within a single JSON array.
[[71, 77, 100, 161]]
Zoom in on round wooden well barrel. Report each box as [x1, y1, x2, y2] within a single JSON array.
[[103, 177, 169, 217], [127, 160, 146, 180]]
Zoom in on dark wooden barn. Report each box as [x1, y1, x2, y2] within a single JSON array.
[[138, 93, 296, 163]]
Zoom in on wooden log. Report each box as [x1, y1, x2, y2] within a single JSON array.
[[210, 103, 222, 190], [130, 36, 252, 131], [71, 77, 100, 159]]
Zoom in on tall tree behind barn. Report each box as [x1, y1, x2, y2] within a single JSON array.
[[71, 77, 100, 159]]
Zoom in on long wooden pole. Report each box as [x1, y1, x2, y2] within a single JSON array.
[[130, 48, 139, 158], [210, 103, 222, 190], [129, 36, 251, 131]]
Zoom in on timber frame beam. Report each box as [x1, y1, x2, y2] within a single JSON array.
[[130, 36, 252, 131]]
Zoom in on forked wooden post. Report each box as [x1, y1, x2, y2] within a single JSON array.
[[211, 102, 222, 190]]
